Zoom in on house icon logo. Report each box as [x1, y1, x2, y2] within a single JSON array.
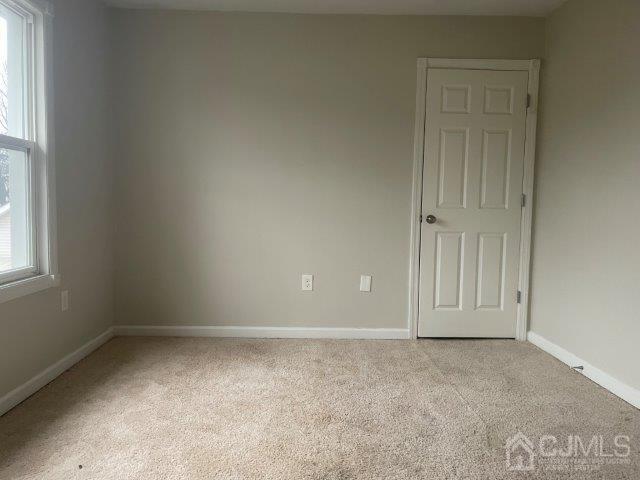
[[506, 432, 536, 471]]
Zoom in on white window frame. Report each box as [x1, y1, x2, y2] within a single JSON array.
[[0, 0, 57, 304]]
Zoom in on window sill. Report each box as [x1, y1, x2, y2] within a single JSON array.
[[0, 274, 60, 305]]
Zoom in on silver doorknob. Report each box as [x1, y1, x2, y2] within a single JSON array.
[[425, 215, 437, 224]]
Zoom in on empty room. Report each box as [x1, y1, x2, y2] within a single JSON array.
[[0, 0, 638, 478]]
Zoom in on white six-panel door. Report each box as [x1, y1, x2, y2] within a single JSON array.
[[418, 68, 528, 338]]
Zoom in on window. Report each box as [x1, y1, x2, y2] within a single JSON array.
[[0, 0, 56, 301]]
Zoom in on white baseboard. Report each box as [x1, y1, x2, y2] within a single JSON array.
[[113, 325, 410, 340], [0, 327, 114, 417], [527, 331, 640, 410]]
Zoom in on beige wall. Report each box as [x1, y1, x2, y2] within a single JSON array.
[[0, 0, 114, 398], [531, 0, 640, 390], [111, 10, 544, 329]]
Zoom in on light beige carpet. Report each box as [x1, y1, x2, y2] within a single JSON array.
[[0, 337, 638, 479]]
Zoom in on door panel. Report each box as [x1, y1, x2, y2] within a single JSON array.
[[475, 233, 506, 310], [434, 232, 464, 309], [437, 129, 468, 208], [480, 130, 511, 209], [418, 68, 528, 338]]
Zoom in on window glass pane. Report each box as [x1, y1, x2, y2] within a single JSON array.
[[0, 147, 30, 273], [0, 4, 26, 139]]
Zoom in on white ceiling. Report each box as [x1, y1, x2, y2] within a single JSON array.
[[104, 0, 566, 17]]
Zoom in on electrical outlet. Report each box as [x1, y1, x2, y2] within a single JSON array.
[[61, 290, 69, 312], [360, 275, 372, 292], [301, 274, 313, 291]]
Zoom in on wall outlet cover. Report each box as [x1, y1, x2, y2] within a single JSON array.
[[61, 290, 69, 311], [360, 275, 372, 292], [301, 274, 313, 291]]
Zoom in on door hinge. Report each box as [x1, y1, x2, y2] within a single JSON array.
[[517, 291, 522, 304], [526, 94, 531, 109], [521, 193, 526, 208]]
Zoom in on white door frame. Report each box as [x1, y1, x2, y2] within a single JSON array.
[[408, 58, 540, 341]]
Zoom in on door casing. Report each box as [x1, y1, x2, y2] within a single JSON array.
[[408, 58, 540, 341]]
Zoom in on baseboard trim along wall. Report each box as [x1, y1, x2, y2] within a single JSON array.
[[0, 327, 115, 417], [528, 331, 640, 410], [113, 325, 411, 340]]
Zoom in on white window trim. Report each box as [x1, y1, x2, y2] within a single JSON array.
[[0, 0, 57, 304]]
